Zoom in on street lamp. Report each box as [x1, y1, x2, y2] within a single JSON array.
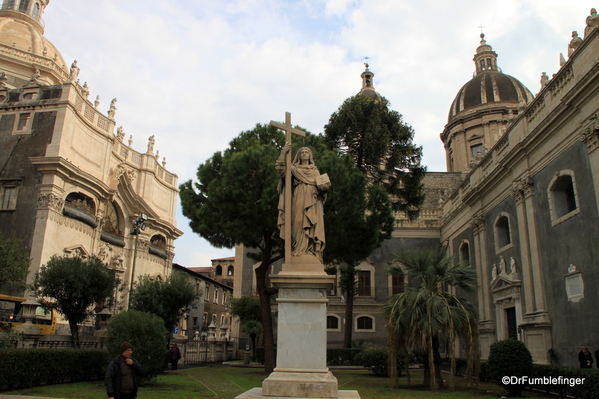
[[128, 213, 148, 307]]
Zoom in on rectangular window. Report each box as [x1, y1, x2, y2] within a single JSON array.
[[205, 285, 209, 301], [16, 113, 31, 130], [203, 312, 208, 327], [0, 185, 17, 210], [391, 274, 404, 295], [193, 317, 199, 331], [358, 270, 371, 296], [214, 288, 219, 303], [506, 307, 517, 340]]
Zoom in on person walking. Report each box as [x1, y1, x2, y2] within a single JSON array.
[[170, 343, 182, 370], [579, 347, 593, 368], [105, 342, 144, 399]]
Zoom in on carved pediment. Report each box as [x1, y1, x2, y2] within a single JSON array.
[[63, 245, 90, 258]]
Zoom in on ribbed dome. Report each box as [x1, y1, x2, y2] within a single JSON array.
[[448, 71, 533, 122], [447, 34, 533, 123], [0, 1, 67, 85]]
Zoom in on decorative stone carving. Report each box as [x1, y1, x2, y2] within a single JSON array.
[[491, 264, 497, 281], [116, 126, 125, 141], [68, 60, 80, 82], [112, 163, 136, 182], [37, 193, 64, 212], [111, 252, 126, 272], [108, 98, 117, 119], [97, 243, 112, 262], [540, 72, 549, 90], [128, 135, 133, 147], [512, 175, 534, 203], [470, 210, 485, 233], [580, 114, 599, 151], [94, 95, 100, 109], [510, 257, 517, 275], [81, 81, 89, 99], [147, 135, 155, 155], [137, 238, 150, 253], [0, 71, 7, 89], [498, 256, 507, 276]]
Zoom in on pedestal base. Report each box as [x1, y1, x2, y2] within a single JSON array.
[[237, 388, 360, 399], [263, 371, 338, 398]]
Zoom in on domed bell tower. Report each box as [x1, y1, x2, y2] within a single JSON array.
[[440, 34, 534, 173]]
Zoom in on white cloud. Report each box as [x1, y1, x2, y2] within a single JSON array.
[[41, 0, 596, 264]]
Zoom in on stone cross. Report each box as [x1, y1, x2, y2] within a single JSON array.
[[270, 112, 305, 264]]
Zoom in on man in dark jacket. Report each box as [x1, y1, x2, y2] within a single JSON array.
[[579, 347, 593, 368], [105, 342, 144, 399]]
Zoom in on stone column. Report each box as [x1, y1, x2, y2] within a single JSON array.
[[513, 176, 552, 364], [511, 179, 535, 315], [580, 114, 599, 214], [471, 211, 495, 359]]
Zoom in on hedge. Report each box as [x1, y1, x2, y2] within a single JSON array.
[[255, 347, 363, 366], [0, 348, 109, 390], [528, 364, 599, 399]]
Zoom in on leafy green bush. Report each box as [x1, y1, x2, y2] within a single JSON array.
[[0, 349, 108, 390], [327, 348, 363, 366], [487, 340, 533, 397], [0, 327, 20, 349], [106, 310, 167, 381], [353, 347, 403, 377]]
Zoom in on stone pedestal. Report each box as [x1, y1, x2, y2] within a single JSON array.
[[236, 264, 360, 399], [263, 272, 337, 398]]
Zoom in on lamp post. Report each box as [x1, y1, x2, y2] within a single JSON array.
[[128, 213, 148, 308]]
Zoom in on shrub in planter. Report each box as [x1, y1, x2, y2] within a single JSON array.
[[487, 340, 532, 397], [106, 310, 167, 381], [353, 347, 403, 377], [327, 348, 363, 366]]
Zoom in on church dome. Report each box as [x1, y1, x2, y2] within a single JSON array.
[[447, 34, 533, 123], [0, 0, 68, 85]]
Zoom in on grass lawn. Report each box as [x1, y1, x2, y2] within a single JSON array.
[[0, 366, 556, 399]]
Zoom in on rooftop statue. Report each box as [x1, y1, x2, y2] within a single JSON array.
[[569, 31, 583, 56], [585, 8, 599, 38]]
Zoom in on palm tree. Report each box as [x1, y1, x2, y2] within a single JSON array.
[[384, 248, 479, 391]]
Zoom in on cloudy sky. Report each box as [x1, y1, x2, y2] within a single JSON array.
[[42, 0, 594, 266]]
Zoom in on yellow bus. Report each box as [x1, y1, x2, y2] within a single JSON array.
[[0, 294, 57, 334]]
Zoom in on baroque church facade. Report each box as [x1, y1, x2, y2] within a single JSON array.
[[234, 10, 599, 368], [0, 1, 182, 326]]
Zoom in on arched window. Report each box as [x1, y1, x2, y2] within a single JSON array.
[[549, 171, 580, 224], [31, 2, 39, 19], [355, 315, 374, 332], [326, 315, 340, 331], [215, 265, 222, 276], [227, 265, 234, 276], [460, 241, 470, 265], [494, 214, 512, 251], [149, 235, 167, 259], [63, 192, 97, 228]]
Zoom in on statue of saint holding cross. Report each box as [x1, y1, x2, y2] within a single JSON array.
[[272, 113, 330, 264]]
